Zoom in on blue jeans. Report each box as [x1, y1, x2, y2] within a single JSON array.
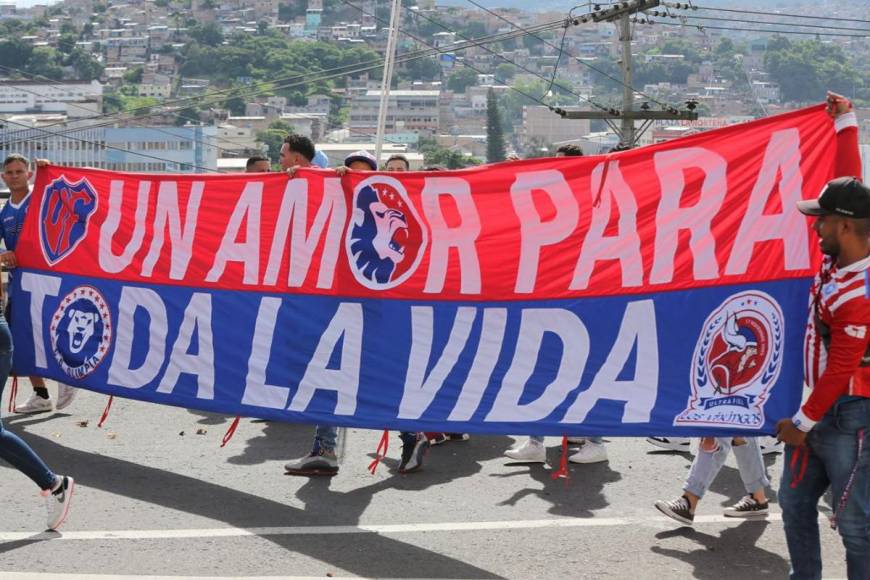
[[0, 315, 56, 490], [779, 397, 870, 580], [314, 425, 337, 449], [313, 426, 417, 450], [684, 437, 769, 499]]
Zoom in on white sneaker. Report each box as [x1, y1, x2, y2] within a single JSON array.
[[504, 438, 546, 463], [646, 436, 691, 452], [44, 475, 74, 530], [759, 437, 782, 455], [55, 384, 77, 411], [568, 441, 608, 464], [15, 393, 53, 414]]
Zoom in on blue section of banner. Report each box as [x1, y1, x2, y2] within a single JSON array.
[[10, 270, 809, 436]]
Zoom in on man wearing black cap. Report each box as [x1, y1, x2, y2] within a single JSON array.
[[776, 94, 869, 579]]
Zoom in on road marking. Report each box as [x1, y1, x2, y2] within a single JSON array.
[[0, 513, 785, 542], [0, 576, 357, 580]]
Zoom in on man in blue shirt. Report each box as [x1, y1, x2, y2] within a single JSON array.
[[0, 154, 76, 413]]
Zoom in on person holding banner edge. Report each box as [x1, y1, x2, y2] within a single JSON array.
[[0, 155, 77, 413], [0, 159, 75, 530], [776, 93, 869, 580]]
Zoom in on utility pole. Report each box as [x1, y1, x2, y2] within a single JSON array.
[[555, 0, 698, 147], [375, 0, 402, 164], [619, 11, 634, 147]]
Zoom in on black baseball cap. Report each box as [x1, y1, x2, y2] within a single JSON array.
[[797, 176, 870, 218]]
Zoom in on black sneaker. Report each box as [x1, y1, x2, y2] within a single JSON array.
[[399, 432, 429, 473], [655, 495, 694, 526], [723, 495, 769, 518]]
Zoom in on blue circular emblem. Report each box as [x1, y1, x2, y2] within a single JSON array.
[[50, 286, 112, 379]]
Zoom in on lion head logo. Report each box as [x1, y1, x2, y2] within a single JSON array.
[[346, 175, 426, 290], [51, 286, 112, 379]]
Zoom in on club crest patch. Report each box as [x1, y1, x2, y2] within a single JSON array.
[[345, 175, 427, 290], [675, 291, 784, 429], [39, 176, 98, 266], [50, 286, 112, 379]]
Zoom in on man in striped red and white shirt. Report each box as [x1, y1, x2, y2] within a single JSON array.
[[777, 93, 869, 580]]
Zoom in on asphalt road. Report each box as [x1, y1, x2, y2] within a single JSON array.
[[0, 385, 848, 579]]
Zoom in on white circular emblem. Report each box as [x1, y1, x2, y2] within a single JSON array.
[[677, 290, 784, 428], [345, 175, 428, 290], [50, 285, 112, 379]]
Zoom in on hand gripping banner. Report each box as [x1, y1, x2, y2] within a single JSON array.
[[10, 105, 846, 435]]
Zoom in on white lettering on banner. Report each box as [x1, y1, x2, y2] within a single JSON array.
[[19, 272, 61, 369], [241, 296, 290, 409], [486, 309, 590, 422], [262, 178, 347, 289], [156, 292, 215, 399], [141, 181, 203, 279], [206, 182, 262, 285], [99, 180, 150, 273], [398, 306, 477, 419], [562, 300, 659, 423], [726, 128, 809, 275], [651, 148, 727, 284], [107, 286, 168, 388], [421, 178, 482, 294], [288, 302, 363, 415], [571, 162, 642, 290], [448, 308, 507, 421], [511, 171, 579, 294]]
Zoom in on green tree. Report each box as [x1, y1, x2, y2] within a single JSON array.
[[279, 1, 307, 21], [68, 49, 103, 81], [402, 56, 441, 82], [103, 91, 124, 114], [189, 22, 224, 47], [256, 119, 294, 164], [0, 37, 34, 69], [174, 105, 201, 126], [223, 88, 247, 115], [24, 47, 63, 80], [764, 36, 861, 103], [495, 63, 516, 82], [57, 32, 77, 55], [123, 65, 144, 84], [447, 68, 478, 93], [486, 87, 506, 163]]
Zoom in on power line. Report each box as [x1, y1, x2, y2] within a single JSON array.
[[637, 18, 870, 38], [0, 65, 259, 156], [1, 20, 572, 144], [664, 2, 870, 25], [464, 0, 682, 112], [338, 0, 615, 113], [655, 11, 870, 33]]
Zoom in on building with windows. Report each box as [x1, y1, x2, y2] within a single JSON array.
[[103, 126, 218, 172], [0, 80, 104, 117], [349, 89, 440, 137], [0, 119, 218, 173]]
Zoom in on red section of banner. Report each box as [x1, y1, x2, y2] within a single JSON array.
[[18, 105, 844, 301]]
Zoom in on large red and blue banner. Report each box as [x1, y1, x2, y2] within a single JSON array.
[[10, 105, 843, 435]]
